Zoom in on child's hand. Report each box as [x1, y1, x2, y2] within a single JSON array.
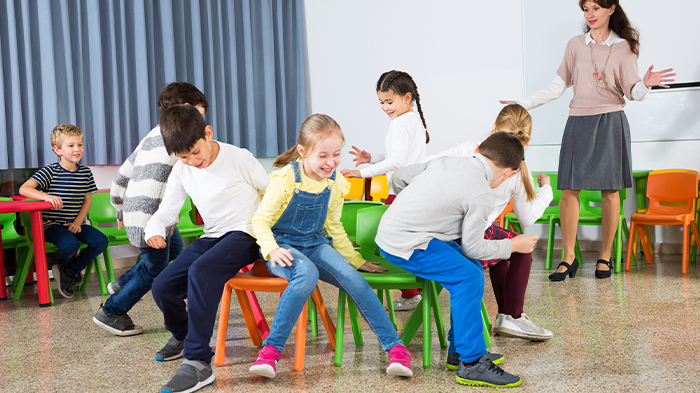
[[358, 261, 387, 274], [340, 169, 361, 178], [499, 100, 517, 105], [64, 223, 81, 234], [269, 247, 294, 267], [510, 234, 539, 254], [349, 146, 371, 166], [537, 174, 550, 187], [147, 235, 167, 249], [117, 218, 124, 231], [44, 194, 63, 209]]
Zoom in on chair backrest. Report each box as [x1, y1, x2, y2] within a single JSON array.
[[344, 177, 365, 201], [369, 175, 389, 202], [0, 197, 24, 241], [532, 172, 561, 203], [355, 205, 390, 262], [178, 196, 201, 227], [340, 201, 384, 242], [646, 170, 698, 215], [579, 188, 627, 215], [494, 197, 513, 227], [88, 191, 117, 225]]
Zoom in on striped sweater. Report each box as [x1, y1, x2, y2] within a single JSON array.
[[111, 126, 179, 248]]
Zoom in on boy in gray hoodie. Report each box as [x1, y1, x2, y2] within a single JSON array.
[[376, 131, 538, 389]]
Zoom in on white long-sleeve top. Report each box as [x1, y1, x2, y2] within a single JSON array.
[[518, 31, 650, 111], [359, 111, 427, 192], [145, 142, 269, 241], [424, 139, 553, 230]]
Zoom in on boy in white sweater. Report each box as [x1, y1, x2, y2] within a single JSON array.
[[376, 132, 538, 389], [147, 105, 269, 393], [94, 82, 208, 336]]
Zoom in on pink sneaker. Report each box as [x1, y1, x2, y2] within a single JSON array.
[[249, 345, 281, 378], [386, 344, 413, 377]]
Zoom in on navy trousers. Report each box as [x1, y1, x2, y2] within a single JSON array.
[[151, 231, 260, 363]]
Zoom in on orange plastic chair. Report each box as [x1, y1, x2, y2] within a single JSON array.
[[369, 175, 389, 202], [494, 197, 514, 228], [344, 177, 365, 201], [214, 260, 336, 371], [625, 170, 700, 275]]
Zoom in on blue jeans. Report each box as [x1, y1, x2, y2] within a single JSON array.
[[263, 243, 402, 352], [381, 239, 486, 363], [152, 231, 260, 363], [103, 228, 184, 316], [44, 224, 108, 278]]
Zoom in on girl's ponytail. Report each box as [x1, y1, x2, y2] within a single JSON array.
[[519, 160, 536, 201], [273, 145, 301, 168], [494, 104, 536, 201]]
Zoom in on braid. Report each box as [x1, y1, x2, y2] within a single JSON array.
[[410, 79, 429, 143], [377, 70, 429, 144]]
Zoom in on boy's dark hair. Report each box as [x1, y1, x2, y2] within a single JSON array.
[[160, 105, 208, 155], [479, 131, 524, 170], [157, 82, 209, 113]]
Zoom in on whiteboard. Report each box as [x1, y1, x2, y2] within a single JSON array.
[[523, 0, 700, 144]]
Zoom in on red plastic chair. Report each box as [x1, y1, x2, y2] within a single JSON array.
[[626, 170, 700, 275]]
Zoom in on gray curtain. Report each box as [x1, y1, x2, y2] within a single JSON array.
[[0, 0, 306, 169]]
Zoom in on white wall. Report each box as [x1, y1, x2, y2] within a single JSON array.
[[303, 0, 700, 245]]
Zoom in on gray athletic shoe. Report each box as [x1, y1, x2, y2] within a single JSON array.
[[456, 354, 521, 388], [161, 359, 215, 393], [52, 264, 74, 298], [156, 336, 185, 362], [107, 281, 122, 295], [92, 305, 143, 336], [446, 352, 504, 371]]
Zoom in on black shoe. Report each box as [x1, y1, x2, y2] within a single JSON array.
[[156, 335, 185, 362], [446, 352, 504, 371], [594, 259, 613, 278], [93, 304, 144, 336], [161, 359, 215, 393], [51, 264, 74, 298], [456, 354, 521, 388], [548, 259, 578, 282]]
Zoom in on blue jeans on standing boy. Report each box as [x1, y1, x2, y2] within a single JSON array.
[[44, 224, 109, 278], [380, 239, 487, 363], [263, 242, 402, 352], [102, 228, 184, 317]]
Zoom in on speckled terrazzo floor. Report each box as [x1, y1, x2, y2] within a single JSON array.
[[2, 249, 700, 393]]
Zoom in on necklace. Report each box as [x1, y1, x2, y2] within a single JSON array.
[[589, 41, 612, 88]]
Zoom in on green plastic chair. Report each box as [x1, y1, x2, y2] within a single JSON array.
[[340, 201, 383, 243], [505, 173, 583, 270], [86, 191, 128, 285], [177, 196, 205, 240], [335, 205, 450, 369], [577, 188, 629, 273]]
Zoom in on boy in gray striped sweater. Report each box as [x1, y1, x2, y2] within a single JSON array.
[[93, 82, 208, 338]]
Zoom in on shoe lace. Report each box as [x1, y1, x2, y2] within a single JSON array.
[[487, 362, 505, 376]]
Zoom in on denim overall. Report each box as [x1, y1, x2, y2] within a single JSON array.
[[262, 161, 402, 352]]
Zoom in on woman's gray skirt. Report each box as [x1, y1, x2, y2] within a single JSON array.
[[557, 110, 633, 191]]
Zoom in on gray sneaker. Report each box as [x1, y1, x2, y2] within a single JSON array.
[[52, 264, 74, 298], [92, 305, 143, 336], [446, 352, 504, 371], [391, 294, 422, 311], [493, 313, 553, 341], [456, 354, 521, 388], [107, 281, 122, 295], [161, 359, 215, 393], [156, 335, 185, 362]]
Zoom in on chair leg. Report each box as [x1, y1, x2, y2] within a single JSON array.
[[481, 300, 492, 349], [235, 289, 263, 346], [400, 297, 422, 345], [546, 217, 556, 270], [690, 222, 700, 267], [80, 259, 94, 291], [12, 248, 34, 300], [334, 291, 347, 367], [310, 286, 336, 350], [421, 279, 432, 369], [430, 282, 446, 348], [293, 302, 309, 372], [103, 247, 116, 282], [347, 298, 364, 346], [385, 289, 397, 331], [614, 215, 624, 273], [574, 236, 583, 267], [308, 296, 318, 337], [214, 284, 233, 367], [626, 222, 637, 272], [639, 225, 654, 264]]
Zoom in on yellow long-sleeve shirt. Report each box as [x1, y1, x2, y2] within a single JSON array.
[[252, 161, 365, 269]]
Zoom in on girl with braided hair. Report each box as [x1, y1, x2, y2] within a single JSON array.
[[341, 69, 429, 198], [341, 70, 430, 312]]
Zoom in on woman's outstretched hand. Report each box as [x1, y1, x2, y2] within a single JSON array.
[[349, 146, 371, 166], [643, 65, 675, 88], [499, 100, 517, 105]]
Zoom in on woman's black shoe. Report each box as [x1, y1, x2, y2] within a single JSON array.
[[594, 259, 613, 278], [548, 259, 579, 281]]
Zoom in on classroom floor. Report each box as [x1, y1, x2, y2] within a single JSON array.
[[2, 249, 699, 393]]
